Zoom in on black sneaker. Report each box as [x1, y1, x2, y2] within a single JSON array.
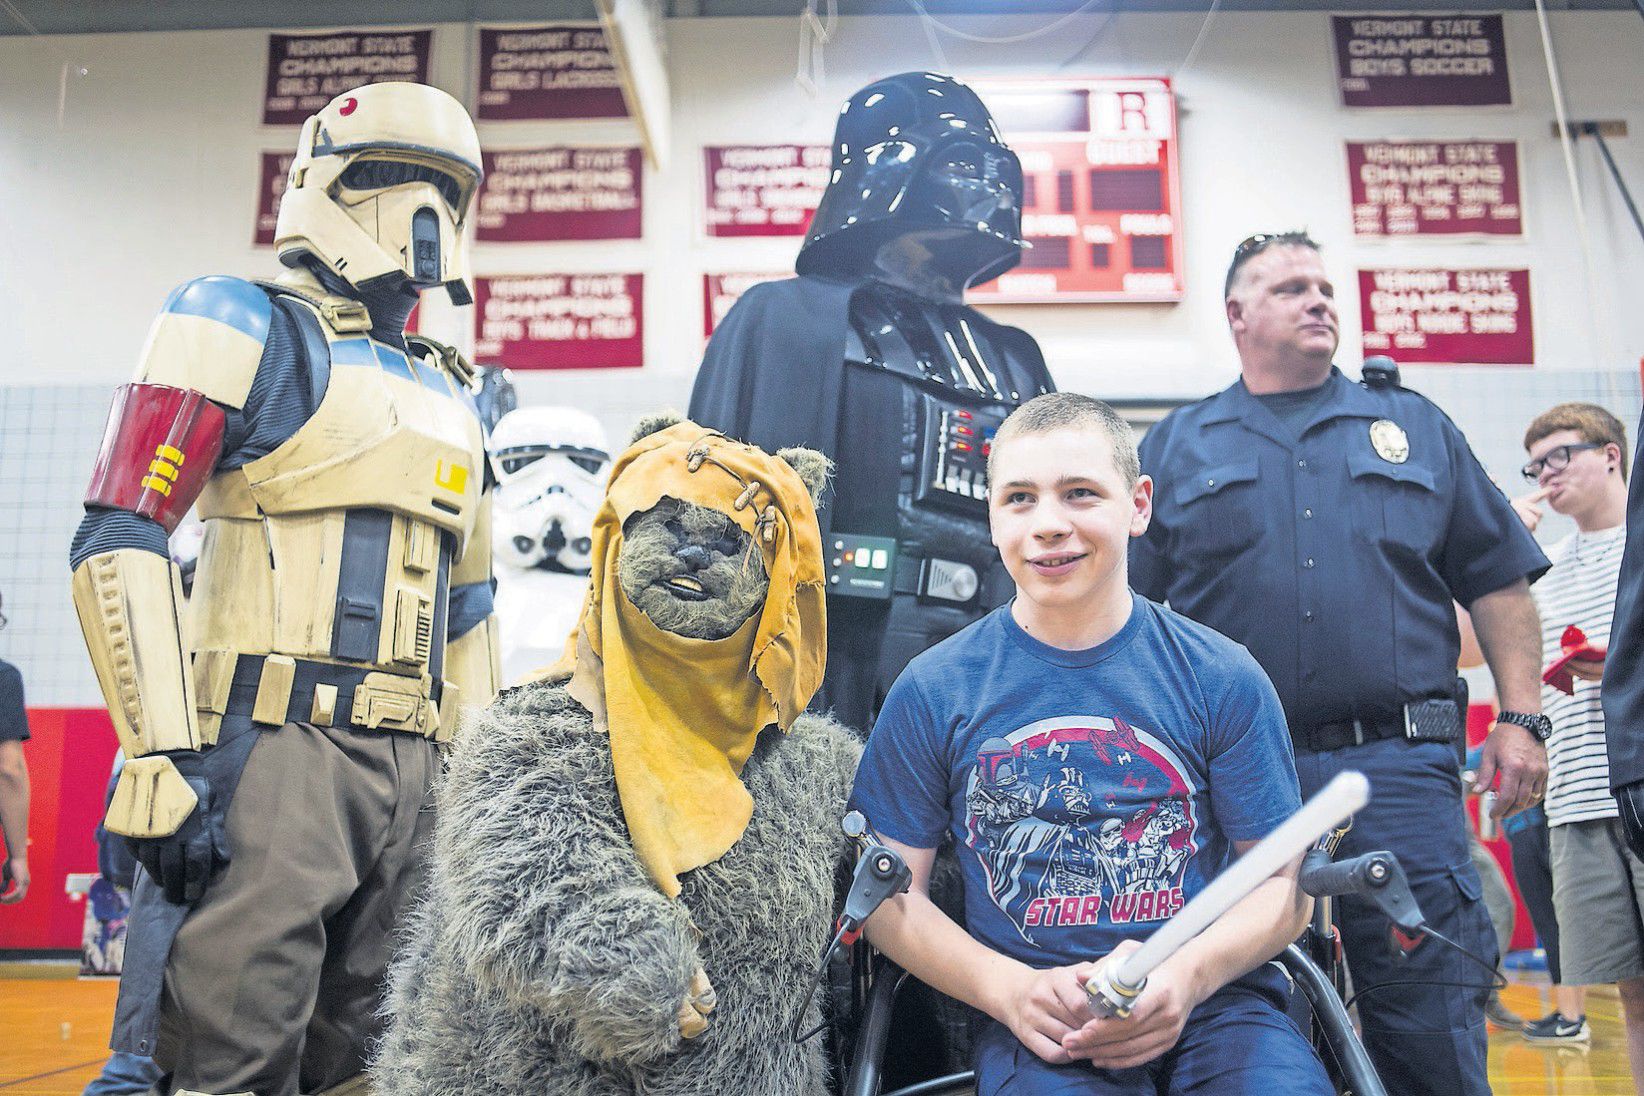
[[1522, 1012, 1591, 1045]]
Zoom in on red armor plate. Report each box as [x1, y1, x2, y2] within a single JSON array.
[[85, 383, 226, 533]]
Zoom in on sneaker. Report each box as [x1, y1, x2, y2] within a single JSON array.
[[1485, 992, 1525, 1029], [1522, 1012, 1591, 1045]]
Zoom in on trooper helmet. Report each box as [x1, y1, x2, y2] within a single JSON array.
[[797, 72, 1026, 292], [490, 406, 611, 574], [274, 82, 483, 305]]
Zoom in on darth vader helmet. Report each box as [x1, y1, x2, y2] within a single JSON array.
[[797, 72, 1025, 294]]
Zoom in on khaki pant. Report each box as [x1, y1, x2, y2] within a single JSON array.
[[157, 721, 437, 1096]]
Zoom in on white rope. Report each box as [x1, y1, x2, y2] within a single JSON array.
[[1533, 0, 1619, 382], [1173, 0, 1225, 83]]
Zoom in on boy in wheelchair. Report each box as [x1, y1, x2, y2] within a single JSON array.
[[849, 394, 1333, 1094]]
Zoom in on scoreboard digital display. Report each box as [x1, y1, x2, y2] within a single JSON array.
[[972, 77, 1184, 304]]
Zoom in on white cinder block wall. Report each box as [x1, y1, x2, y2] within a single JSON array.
[[2, 11, 1640, 702]]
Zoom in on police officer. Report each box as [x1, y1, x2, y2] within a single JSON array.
[[1131, 232, 1549, 1096]]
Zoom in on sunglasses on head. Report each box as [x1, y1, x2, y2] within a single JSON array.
[[1233, 233, 1283, 260]]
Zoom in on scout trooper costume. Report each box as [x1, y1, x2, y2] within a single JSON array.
[[489, 406, 610, 684], [68, 82, 499, 1096]]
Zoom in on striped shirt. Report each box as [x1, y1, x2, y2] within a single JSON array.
[[1534, 524, 1627, 826]]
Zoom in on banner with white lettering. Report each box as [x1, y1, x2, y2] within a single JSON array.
[[474, 274, 643, 370], [1333, 15, 1511, 108], [971, 77, 1184, 303], [254, 152, 296, 246], [262, 30, 432, 125], [703, 273, 790, 338], [1359, 268, 1533, 365], [477, 148, 642, 242], [703, 146, 830, 238], [1348, 140, 1522, 237], [476, 24, 628, 120]]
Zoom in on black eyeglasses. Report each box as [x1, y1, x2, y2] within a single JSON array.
[[1522, 442, 1603, 481]]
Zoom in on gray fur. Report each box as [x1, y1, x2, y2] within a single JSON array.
[[373, 686, 861, 1095], [374, 462, 864, 1095], [617, 499, 767, 640], [775, 446, 831, 506], [630, 410, 685, 445]]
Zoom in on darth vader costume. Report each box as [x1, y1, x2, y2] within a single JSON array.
[[690, 72, 1054, 733]]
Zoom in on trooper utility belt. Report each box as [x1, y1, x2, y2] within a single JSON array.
[[215, 652, 453, 743], [1293, 698, 1463, 754]]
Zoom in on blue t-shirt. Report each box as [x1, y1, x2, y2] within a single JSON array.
[[850, 594, 1302, 969]]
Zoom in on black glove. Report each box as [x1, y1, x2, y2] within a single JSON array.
[[1617, 780, 1644, 863], [127, 750, 232, 905]]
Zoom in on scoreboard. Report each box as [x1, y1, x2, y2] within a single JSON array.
[[972, 77, 1184, 304]]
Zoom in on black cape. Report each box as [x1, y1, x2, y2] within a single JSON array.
[[689, 274, 1049, 536]]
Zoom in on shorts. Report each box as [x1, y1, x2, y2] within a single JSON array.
[[1551, 816, 1644, 985]]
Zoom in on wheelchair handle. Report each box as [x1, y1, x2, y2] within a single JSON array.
[[1299, 848, 1426, 933], [837, 812, 912, 945]]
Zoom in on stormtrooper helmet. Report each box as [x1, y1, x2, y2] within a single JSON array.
[[490, 407, 611, 573]]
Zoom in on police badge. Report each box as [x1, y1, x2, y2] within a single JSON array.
[[1370, 419, 1409, 464]]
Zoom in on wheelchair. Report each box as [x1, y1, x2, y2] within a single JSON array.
[[820, 819, 1431, 1096]]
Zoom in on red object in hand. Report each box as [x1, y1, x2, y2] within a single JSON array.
[[1542, 625, 1607, 695]]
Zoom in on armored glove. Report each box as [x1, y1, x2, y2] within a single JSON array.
[[128, 750, 232, 905], [1617, 780, 1644, 863]]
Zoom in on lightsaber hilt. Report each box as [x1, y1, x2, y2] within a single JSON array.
[[1084, 770, 1371, 1019], [1085, 960, 1146, 1019]]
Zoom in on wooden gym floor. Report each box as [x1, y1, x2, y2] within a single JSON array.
[[0, 967, 1636, 1094]]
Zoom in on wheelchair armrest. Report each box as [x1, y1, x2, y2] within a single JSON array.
[[843, 951, 976, 1096], [1277, 944, 1388, 1096]]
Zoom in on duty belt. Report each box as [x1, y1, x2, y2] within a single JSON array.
[[224, 654, 446, 741], [1294, 698, 1462, 753]]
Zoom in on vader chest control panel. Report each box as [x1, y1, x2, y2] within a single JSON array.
[[916, 400, 1007, 516]]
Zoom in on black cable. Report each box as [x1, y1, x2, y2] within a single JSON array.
[[1583, 122, 1644, 246], [791, 925, 848, 1043], [1341, 924, 1505, 1014]]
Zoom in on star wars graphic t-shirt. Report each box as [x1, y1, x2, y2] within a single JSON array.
[[850, 595, 1302, 970]]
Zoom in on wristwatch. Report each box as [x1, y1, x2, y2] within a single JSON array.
[[1496, 710, 1553, 742]]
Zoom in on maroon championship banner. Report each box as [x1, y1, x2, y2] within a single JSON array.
[[703, 146, 830, 238], [474, 274, 643, 370], [1359, 268, 1533, 365], [262, 30, 431, 125], [1348, 140, 1522, 237], [1333, 15, 1510, 108], [970, 77, 1184, 303], [254, 152, 296, 246], [703, 273, 789, 338], [476, 24, 628, 121], [477, 148, 642, 242]]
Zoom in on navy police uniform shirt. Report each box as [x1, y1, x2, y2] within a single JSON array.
[[1131, 366, 1548, 735], [1603, 411, 1644, 789]]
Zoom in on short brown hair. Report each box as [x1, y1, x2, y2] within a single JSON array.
[[1524, 402, 1629, 482], [988, 393, 1140, 486]]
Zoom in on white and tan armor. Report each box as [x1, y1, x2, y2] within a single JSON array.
[[190, 269, 497, 745], [74, 269, 499, 838]]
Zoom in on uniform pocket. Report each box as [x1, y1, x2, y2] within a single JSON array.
[[1170, 460, 1262, 561], [1347, 451, 1442, 555]]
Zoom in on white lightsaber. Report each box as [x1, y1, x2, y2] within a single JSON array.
[[1085, 770, 1371, 1018]]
